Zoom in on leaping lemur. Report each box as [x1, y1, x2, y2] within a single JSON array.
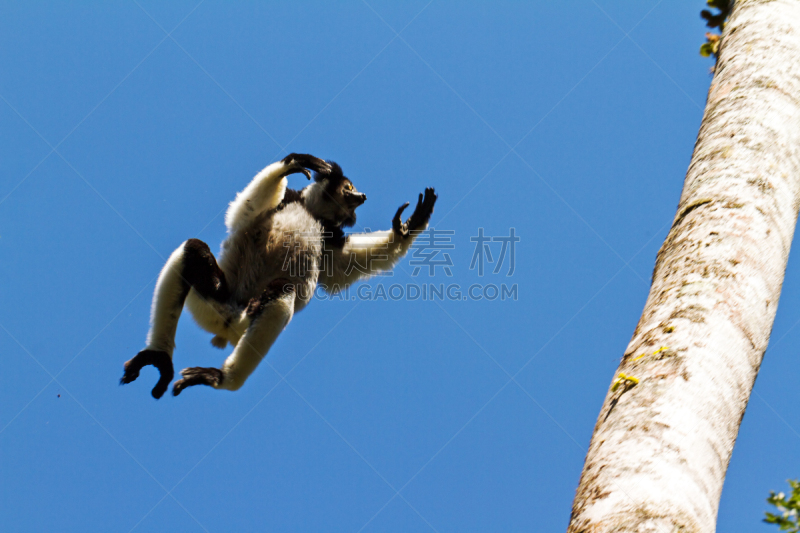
[[120, 154, 437, 398]]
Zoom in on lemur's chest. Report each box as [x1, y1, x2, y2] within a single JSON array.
[[219, 203, 326, 304]]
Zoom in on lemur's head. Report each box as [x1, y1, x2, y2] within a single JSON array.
[[303, 161, 366, 228]]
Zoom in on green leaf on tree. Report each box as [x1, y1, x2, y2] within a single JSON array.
[[765, 480, 800, 533]]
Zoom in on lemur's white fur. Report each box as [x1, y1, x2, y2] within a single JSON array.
[[221, 292, 294, 390], [140, 157, 431, 394], [320, 230, 417, 290], [225, 160, 289, 232], [146, 246, 187, 356]]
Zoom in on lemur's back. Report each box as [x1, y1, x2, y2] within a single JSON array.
[[219, 202, 323, 307]]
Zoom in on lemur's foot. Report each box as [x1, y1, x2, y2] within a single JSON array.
[[172, 367, 224, 396], [393, 187, 437, 238], [280, 153, 332, 180], [120, 349, 174, 399]]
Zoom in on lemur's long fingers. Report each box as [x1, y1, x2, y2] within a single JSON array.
[[172, 367, 224, 396], [393, 202, 410, 234], [281, 164, 312, 180], [281, 153, 331, 175], [152, 375, 172, 399], [120, 349, 174, 400], [423, 187, 438, 214], [407, 187, 437, 231], [394, 202, 410, 219], [171, 377, 198, 396], [298, 155, 332, 174], [421, 188, 437, 210]]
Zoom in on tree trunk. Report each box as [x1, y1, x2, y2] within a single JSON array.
[[567, 2, 800, 531]]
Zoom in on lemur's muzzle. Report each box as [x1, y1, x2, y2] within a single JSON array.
[[353, 192, 367, 206]]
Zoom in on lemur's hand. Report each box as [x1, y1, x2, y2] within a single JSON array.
[[281, 153, 332, 180], [393, 187, 437, 238]]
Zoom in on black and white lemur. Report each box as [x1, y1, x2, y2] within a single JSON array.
[[120, 154, 437, 398]]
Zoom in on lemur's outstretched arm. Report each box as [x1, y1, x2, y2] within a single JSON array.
[[225, 154, 331, 233], [120, 239, 229, 399], [324, 187, 437, 291], [172, 280, 295, 395]]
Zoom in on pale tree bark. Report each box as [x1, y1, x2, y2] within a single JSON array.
[[567, 1, 800, 532]]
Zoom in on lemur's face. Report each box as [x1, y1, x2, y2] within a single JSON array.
[[308, 161, 366, 228], [326, 177, 366, 228]]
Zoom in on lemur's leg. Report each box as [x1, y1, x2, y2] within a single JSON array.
[[121, 239, 229, 399], [172, 280, 295, 396]]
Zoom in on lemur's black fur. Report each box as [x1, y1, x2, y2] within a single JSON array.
[[183, 239, 230, 302]]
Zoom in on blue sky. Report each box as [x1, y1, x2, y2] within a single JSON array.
[[1, 1, 799, 531]]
